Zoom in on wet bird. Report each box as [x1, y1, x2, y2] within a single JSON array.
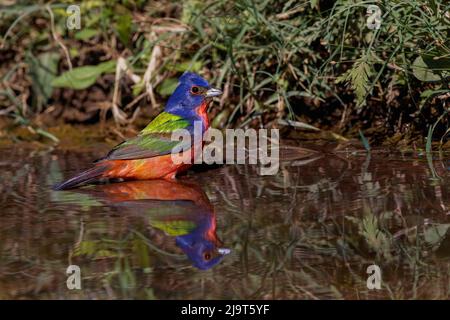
[[54, 72, 222, 190]]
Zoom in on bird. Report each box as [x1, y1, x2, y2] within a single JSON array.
[[75, 179, 230, 270], [53, 72, 222, 190]]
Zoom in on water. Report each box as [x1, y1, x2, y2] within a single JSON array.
[[1, 144, 449, 299]]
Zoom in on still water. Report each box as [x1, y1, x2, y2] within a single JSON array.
[[1, 143, 449, 299]]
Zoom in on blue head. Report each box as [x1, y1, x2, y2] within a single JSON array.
[[176, 234, 229, 270], [164, 72, 222, 117], [175, 211, 230, 270]]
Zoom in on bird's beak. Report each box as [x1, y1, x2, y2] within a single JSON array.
[[217, 248, 231, 255], [205, 87, 223, 98]]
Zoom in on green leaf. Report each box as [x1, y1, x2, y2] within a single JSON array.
[[51, 60, 116, 90], [412, 56, 441, 82], [116, 13, 133, 46], [36, 128, 59, 143], [424, 224, 450, 246], [182, 0, 203, 24], [74, 28, 99, 41], [422, 53, 450, 74], [132, 81, 144, 96], [75, 241, 97, 256], [157, 78, 179, 96], [419, 89, 449, 109], [212, 109, 230, 128], [277, 119, 320, 131], [28, 52, 60, 102], [310, 0, 319, 9], [336, 56, 372, 106], [166, 60, 203, 72], [359, 130, 371, 152]]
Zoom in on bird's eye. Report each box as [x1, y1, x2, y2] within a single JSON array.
[[204, 252, 212, 261], [191, 86, 201, 95]]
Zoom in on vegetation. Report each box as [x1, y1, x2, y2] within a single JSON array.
[[0, 0, 449, 147]]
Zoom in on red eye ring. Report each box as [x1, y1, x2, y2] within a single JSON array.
[[191, 86, 201, 95]]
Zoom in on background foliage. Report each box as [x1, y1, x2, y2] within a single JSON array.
[[0, 0, 449, 146]]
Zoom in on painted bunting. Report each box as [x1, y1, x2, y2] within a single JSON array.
[[76, 180, 230, 270], [53, 72, 222, 190]]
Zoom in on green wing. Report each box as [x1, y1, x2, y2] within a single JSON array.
[[99, 112, 192, 161], [145, 201, 199, 236], [140, 112, 190, 134]]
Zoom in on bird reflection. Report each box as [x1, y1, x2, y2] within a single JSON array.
[[78, 180, 229, 270]]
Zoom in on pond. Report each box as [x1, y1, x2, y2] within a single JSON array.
[[0, 143, 449, 299]]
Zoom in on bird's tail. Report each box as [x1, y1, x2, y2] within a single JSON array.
[[53, 163, 110, 190]]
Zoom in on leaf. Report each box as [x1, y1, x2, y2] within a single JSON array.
[[424, 224, 450, 246], [211, 109, 230, 128], [182, 0, 203, 24], [310, 0, 319, 9], [36, 128, 59, 143], [28, 52, 60, 102], [166, 60, 203, 72], [277, 119, 320, 131], [419, 89, 449, 109], [412, 56, 441, 82], [426, 124, 434, 154], [157, 77, 179, 96], [115, 13, 133, 46], [74, 28, 99, 40], [422, 53, 450, 74], [75, 241, 97, 256], [95, 249, 118, 258], [359, 130, 371, 152], [336, 56, 372, 106], [51, 60, 116, 90], [132, 81, 144, 96], [361, 214, 391, 257], [133, 238, 150, 268]]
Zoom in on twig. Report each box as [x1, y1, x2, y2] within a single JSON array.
[[110, 57, 145, 124], [46, 5, 72, 70], [111, 57, 129, 124], [124, 92, 147, 110], [143, 36, 162, 109]]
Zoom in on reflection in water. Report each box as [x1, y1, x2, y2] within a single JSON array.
[[0, 145, 449, 299], [76, 180, 229, 270]]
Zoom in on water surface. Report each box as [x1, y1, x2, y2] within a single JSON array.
[[1, 144, 449, 299]]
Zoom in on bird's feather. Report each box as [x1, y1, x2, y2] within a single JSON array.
[[140, 112, 191, 133], [97, 112, 192, 161]]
